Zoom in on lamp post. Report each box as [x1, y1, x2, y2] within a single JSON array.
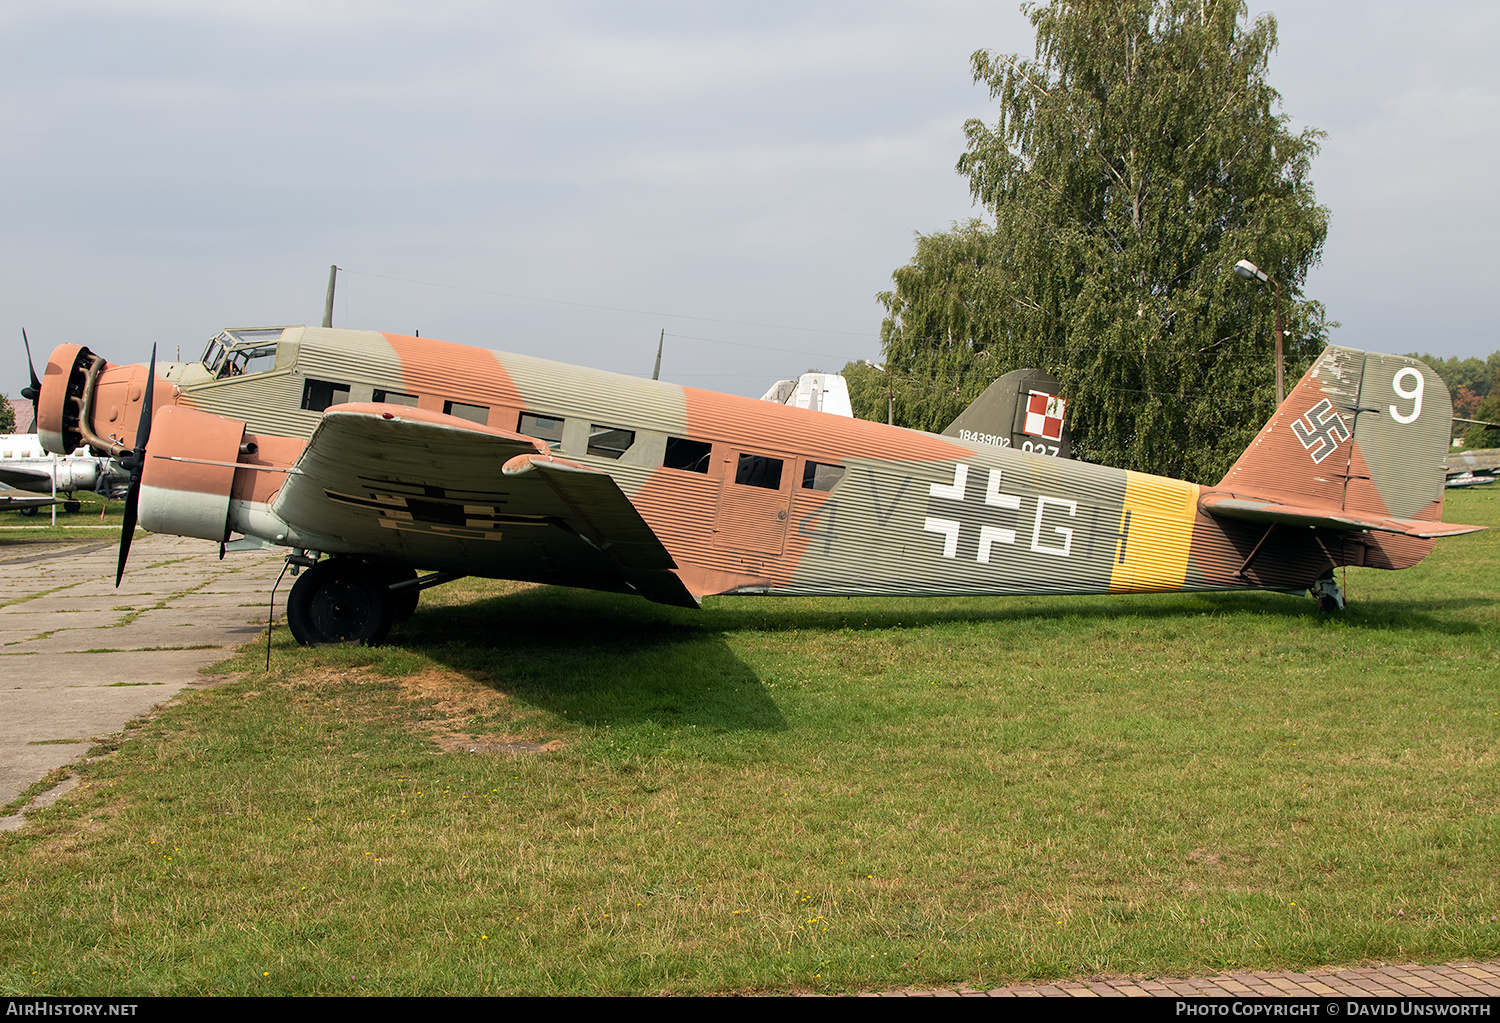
[[1234, 258, 1284, 405]]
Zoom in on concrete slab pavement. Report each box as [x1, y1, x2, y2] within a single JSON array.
[[0, 535, 283, 823]]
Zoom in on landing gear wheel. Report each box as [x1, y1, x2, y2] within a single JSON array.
[[19, 506, 37, 517], [63, 500, 81, 513], [1309, 574, 1345, 614], [286, 559, 395, 646], [380, 566, 420, 622]]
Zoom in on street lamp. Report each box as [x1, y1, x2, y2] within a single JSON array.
[[1234, 258, 1285, 405]]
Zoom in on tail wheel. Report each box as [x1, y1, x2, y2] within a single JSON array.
[[19, 506, 38, 517], [64, 500, 81, 513], [286, 559, 394, 646], [1309, 573, 1346, 614]]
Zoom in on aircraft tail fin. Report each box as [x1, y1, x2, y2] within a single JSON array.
[[942, 368, 1073, 457], [1209, 346, 1482, 553]]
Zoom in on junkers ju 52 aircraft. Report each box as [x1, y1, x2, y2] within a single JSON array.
[[31, 325, 1481, 645]]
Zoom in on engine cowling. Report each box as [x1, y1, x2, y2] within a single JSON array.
[[138, 405, 246, 542]]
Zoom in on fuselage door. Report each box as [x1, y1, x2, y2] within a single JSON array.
[[713, 448, 793, 557]]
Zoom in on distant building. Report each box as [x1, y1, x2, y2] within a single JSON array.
[[5, 399, 30, 434]]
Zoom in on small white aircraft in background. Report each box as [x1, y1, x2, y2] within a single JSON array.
[[759, 371, 855, 418], [0, 433, 127, 510]]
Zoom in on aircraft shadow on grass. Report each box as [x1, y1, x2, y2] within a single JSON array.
[[377, 583, 1489, 734]]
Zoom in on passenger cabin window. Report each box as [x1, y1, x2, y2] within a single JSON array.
[[587, 425, 634, 460], [444, 401, 489, 424], [664, 437, 711, 473], [302, 379, 351, 413], [518, 412, 564, 449], [374, 389, 420, 407], [734, 453, 783, 490], [801, 461, 845, 492]]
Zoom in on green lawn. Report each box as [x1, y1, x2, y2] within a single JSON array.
[[1, 487, 1496, 995], [0, 491, 127, 545]]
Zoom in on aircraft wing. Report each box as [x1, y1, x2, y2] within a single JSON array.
[[270, 404, 698, 607], [1199, 492, 1484, 539], [0, 485, 58, 510], [0, 465, 56, 491]]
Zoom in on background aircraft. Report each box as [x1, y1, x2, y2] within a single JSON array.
[[0, 482, 60, 516], [760, 372, 854, 418], [0, 433, 127, 510], [32, 325, 1480, 645]]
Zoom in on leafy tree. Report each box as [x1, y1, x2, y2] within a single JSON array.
[[0, 396, 15, 435], [880, 0, 1332, 481], [1466, 385, 1500, 450], [838, 359, 891, 424], [875, 220, 1013, 432]]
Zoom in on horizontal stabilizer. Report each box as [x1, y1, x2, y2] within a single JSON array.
[[1199, 492, 1484, 539]]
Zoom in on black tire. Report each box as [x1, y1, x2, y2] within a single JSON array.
[[18, 506, 37, 517], [63, 500, 81, 513], [286, 559, 394, 646], [1318, 595, 1343, 614]]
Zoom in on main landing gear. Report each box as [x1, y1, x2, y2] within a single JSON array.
[[286, 559, 395, 647], [283, 557, 457, 646]]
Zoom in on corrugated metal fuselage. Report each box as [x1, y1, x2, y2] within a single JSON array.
[[87, 327, 1434, 600]]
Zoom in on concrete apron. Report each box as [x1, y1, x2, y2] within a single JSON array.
[[0, 535, 283, 828]]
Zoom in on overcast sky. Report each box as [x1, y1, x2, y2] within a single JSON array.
[[3, 0, 1496, 400]]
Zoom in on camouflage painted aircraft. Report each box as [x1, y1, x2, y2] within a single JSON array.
[[32, 325, 1481, 645]]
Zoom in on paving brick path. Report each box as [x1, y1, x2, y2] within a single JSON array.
[[855, 961, 1500, 997]]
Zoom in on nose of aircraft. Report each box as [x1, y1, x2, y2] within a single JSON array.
[[36, 343, 176, 458]]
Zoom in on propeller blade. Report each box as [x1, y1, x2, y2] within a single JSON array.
[[116, 484, 139, 587], [115, 346, 156, 588], [137, 345, 156, 450], [20, 329, 41, 430]]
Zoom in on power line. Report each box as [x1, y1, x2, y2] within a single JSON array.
[[661, 332, 868, 362], [339, 267, 878, 339]]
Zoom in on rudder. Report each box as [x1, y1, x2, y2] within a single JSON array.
[[1218, 345, 1451, 524]]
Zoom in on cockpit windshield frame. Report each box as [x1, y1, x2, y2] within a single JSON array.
[[199, 327, 291, 379]]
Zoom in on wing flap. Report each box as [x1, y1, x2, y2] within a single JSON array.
[[271, 406, 696, 606], [1199, 491, 1484, 539]]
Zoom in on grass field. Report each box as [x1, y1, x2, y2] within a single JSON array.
[[0, 491, 127, 545], [1, 487, 1496, 995]]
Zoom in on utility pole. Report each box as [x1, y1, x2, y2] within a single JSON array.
[[322, 265, 338, 329]]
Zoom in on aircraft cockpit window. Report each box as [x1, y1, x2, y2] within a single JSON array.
[[587, 425, 635, 459], [664, 437, 711, 473], [374, 389, 421, 407], [734, 453, 784, 490], [444, 401, 489, 424], [303, 379, 351, 413], [801, 462, 845, 492], [207, 328, 284, 379], [200, 337, 228, 375], [518, 412, 564, 449], [218, 344, 278, 378]]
